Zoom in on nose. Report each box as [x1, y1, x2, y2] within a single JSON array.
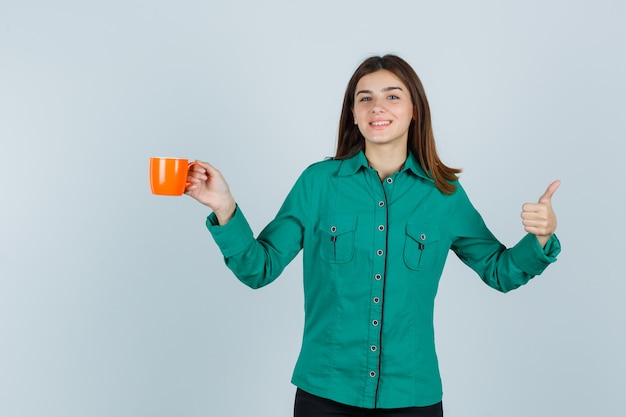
[[371, 97, 385, 113]]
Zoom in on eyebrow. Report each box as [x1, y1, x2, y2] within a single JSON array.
[[356, 86, 404, 96]]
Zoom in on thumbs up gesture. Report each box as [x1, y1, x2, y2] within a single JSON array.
[[521, 180, 560, 248]]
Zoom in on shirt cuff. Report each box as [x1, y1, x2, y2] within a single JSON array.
[[510, 233, 561, 276], [206, 205, 254, 258]]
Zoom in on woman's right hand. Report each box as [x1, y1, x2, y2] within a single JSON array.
[[185, 160, 236, 225]]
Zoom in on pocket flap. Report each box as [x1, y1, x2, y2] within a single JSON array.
[[406, 223, 440, 244], [318, 215, 358, 237]]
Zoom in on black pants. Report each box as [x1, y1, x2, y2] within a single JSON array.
[[294, 388, 443, 417]]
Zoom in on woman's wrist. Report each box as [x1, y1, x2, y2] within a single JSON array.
[[214, 197, 236, 225], [535, 234, 551, 249]]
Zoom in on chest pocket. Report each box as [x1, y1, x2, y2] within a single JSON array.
[[403, 223, 441, 271], [317, 215, 358, 264]]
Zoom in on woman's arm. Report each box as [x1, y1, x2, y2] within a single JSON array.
[[450, 182, 561, 293], [186, 161, 308, 289]]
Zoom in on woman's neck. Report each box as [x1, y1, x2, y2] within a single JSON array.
[[365, 145, 407, 180]]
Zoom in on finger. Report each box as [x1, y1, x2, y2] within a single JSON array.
[[195, 160, 222, 177], [188, 170, 208, 180], [189, 163, 208, 174], [522, 218, 547, 227], [184, 183, 196, 194], [524, 225, 548, 235], [522, 202, 545, 214], [521, 211, 547, 221], [187, 176, 203, 185], [538, 180, 561, 204]]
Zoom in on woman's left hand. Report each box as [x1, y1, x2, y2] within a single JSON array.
[[521, 180, 560, 248]]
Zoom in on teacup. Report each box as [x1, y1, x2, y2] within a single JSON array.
[[149, 157, 196, 196]]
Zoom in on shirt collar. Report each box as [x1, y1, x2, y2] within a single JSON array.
[[337, 150, 434, 182]]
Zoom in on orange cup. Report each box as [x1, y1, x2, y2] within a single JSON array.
[[149, 157, 197, 196]]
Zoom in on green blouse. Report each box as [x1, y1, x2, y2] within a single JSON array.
[[207, 150, 560, 409]]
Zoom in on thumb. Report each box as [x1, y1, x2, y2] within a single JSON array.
[[538, 180, 561, 203]]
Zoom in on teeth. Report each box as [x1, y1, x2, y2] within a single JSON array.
[[371, 121, 390, 126]]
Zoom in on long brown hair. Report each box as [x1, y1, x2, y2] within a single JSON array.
[[336, 54, 460, 194]]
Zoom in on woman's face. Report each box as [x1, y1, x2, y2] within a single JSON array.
[[352, 69, 414, 150]]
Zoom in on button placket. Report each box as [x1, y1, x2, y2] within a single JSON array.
[[366, 178, 388, 398]]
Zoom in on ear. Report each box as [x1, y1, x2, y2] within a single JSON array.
[[352, 108, 358, 125]]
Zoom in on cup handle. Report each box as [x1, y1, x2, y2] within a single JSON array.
[[186, 161, 198, 187]]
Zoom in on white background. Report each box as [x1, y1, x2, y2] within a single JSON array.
[[1, 1, 624, 416]]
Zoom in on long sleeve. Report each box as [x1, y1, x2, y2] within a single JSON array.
[[450, 184, 561, 293], [206, 174, 309, 289]]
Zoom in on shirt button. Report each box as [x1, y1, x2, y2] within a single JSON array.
[[330, 226, 337, 233], [376, 249, 383, 256], [371, 345, 377, 352], [386, 177, 393, 184], [420, 233, 426, 240], [378, 225, 385, 232], [372, 320, 379, 326], [378, 201, 385, 207], [369, 371, 376, 378], [373, 297, 380, 304], [374, 274, 382, 280]]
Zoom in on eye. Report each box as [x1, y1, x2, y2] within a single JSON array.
[[388, 94, 399, 100], [358, 96, 372, 102]]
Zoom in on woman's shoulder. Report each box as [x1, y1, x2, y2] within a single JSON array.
[[300, 157, 342, 177]]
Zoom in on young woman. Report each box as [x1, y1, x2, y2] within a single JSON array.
[[186, 55, 561, 417]]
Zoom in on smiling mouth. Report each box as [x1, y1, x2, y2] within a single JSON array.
[[370, 121, 391, 126]]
